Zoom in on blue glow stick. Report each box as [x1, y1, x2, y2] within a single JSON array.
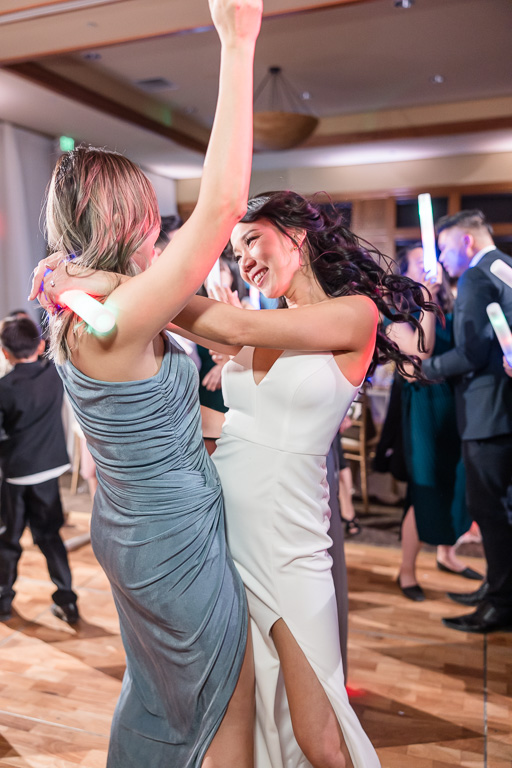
[[490, 258, 512, 290], [417, 193, 438, 279], [486, 302, 512, 366]]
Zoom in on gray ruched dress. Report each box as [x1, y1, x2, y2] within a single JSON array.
[[58, 334, 247, 767]]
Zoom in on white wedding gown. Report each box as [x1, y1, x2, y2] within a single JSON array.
[[212, 347, 380, 768]]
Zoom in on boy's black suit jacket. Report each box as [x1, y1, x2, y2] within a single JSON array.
[[0, 360, 69, 478]]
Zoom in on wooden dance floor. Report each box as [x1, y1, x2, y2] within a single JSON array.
[[0, 493, 510, 767]]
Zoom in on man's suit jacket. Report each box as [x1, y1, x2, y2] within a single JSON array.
[[423, 248, 512, 441], [0, 360, 69, 478]]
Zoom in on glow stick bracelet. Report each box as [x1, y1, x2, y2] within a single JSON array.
[[486, 302, 512, 366], [60, 290, 116, 334], [417, 193, 438, 279], [490, 258, 512, 290]]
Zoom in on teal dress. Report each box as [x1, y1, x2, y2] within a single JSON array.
[[401, 315, 471, 545], [58, 334, 247, 767]]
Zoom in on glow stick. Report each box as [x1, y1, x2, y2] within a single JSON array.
[[486, 302, 512, 366], [417, 193, 438, 279], [490, 258, 512, 290], [60, 290, 116, 334]]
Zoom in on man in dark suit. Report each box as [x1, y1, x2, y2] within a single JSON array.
[[0, 315, 79, 623], [422, 210, 512, 633]]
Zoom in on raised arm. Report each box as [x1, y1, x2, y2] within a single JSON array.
[[423, 267, 497, 381], [31, 0, 262, 349], [107, 0, 261, 342]]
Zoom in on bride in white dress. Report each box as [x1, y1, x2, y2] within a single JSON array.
[[174, 190, 436, 768]]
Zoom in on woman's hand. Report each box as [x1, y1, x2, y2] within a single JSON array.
[[29, 254, 87, 314], [202, 363, 225, 392], [504, 356, 512, 378], [30, 256, 121, 310], [210, 350, 231, 365], [29, 252, 68, 304], [209, 0, 262, 49], [208, 283, 244, 308], [420, 262, 443, 299]]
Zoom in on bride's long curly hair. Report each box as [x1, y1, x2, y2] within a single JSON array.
[[241, 191, 439, 379]]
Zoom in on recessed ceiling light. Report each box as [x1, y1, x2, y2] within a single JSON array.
[[302, 91, 311, 101], [430, 74, 445, 84], [394, 0, 414, 8]]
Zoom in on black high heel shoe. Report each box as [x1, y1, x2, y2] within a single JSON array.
[[341, 515, 361, 537]]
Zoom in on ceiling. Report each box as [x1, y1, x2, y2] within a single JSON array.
[[1, 0, 511, 179]]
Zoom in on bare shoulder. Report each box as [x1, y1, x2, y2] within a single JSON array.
[[330, 294, 379, 324]]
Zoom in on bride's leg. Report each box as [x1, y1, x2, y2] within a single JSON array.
[[202, 627, 255, 768], [271, 618, 354, 768]]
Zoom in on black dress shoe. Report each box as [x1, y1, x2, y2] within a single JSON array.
[[436, 561, 483, 581], [397, 577, 426, 602], [51, 603, 80, 625], [442, 602, 512, 634], [447, 581, 489, 606]]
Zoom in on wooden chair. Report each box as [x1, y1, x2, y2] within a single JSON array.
[[340, 390, 380, 515]]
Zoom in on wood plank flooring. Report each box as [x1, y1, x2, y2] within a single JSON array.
[[0, 490, 510, 767]]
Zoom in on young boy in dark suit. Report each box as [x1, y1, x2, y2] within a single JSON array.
[[0, 315, 79, 623]]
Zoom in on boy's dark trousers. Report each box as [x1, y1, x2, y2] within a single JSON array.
[[0, 477, 77, 613]]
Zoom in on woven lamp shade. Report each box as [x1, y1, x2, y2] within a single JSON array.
[[253, 111, 319, 151]]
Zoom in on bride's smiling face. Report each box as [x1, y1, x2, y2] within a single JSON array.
[[231, 220, 304, 299]]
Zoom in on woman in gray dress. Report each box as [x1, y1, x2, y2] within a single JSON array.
[[30, 1, 262, 765]]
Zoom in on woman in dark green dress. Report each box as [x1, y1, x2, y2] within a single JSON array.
[[388, 245, 480, 601]]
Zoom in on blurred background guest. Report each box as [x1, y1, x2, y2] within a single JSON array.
[[386, 244, 478, 602], [423, 211, 512, 633], [198, 245, 249, 413]]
